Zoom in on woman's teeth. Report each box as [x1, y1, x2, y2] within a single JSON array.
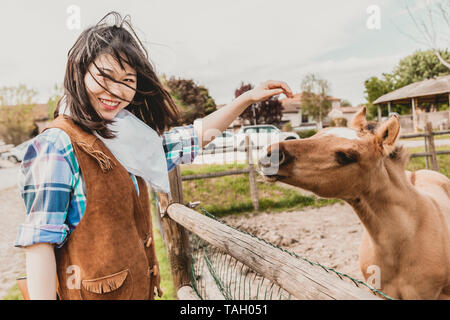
[[99, 98, 120, 107]]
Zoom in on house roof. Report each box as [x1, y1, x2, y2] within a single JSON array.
[[280, 93, 342, 113], [373, 75, 450, 104], [339, 106, 362, 113]]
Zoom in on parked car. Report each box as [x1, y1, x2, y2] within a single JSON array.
[[1, 139, 31, 163], [204, 131, 238, 150], [235, 124, 300, 149]]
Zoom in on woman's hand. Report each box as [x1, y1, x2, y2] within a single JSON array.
[[193, 80, 293, 148], [244, 80, 294, 104]]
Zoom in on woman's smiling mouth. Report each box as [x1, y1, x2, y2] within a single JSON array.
[[98, 97, 121, 110]]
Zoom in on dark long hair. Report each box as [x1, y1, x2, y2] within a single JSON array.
[[57, 11, 180, 138]]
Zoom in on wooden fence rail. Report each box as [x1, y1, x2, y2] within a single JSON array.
[[182, 134, 260, 210], [399, 122, 449, 171], [166, 202, 380, 300]]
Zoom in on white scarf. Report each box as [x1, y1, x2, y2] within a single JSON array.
[[60, 101, 171, 195]]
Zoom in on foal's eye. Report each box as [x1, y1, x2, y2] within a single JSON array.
[[335, 150, 359, 165]]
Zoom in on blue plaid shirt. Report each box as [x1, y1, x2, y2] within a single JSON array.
[[15, 125, 199, 248]]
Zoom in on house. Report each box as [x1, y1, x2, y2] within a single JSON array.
[[280, 93, 353, 128], [373, 74, 450, 132], [328, 105, 364, 124]]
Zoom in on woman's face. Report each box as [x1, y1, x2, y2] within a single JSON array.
[[84, 53, 137, 120]]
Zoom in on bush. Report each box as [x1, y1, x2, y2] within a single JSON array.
[[282, 122, 292, 132], [330, 117, 348, 127], [296, 129, 317, 139], [0, 105, 36, 145]]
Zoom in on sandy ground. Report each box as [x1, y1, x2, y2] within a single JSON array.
[[222, 201, 365, 281], [0, 186, 26, 299]]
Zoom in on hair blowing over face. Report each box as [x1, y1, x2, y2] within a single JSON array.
[[57, 11, 180, 138]]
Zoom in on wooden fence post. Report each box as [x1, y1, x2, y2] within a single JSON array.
[[425, 122, 439, 172], [159, 166, 193, 298], [246, 135, 259, 211]]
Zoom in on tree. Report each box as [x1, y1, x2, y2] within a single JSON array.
[[0, 84, 38, 145], [364, 50, 450, 119], [47, 84, 63, 120], [299, 74, 331, 129], [164, 76, 217, 125], [403, 0, 450, 69], [392, 49, 450, 88], [364, 74, 396, 119], [0, 84, 37, 106], [258, 97, 284, 125], [235, 82, 284, 126], [340, 99, 352, 107]]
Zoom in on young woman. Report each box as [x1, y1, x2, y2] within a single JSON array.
[[15, 12, 293, 300]]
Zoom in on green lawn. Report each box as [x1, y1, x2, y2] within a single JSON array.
[[406, 146, 450, 178], [181, 163, 339, 217], [400, 133, 450, 141]]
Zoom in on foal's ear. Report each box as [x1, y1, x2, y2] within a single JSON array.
[[350, 106, 367, 130], [375, 114, 400, 154]]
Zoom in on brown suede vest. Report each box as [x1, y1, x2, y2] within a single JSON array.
[[44, 115, 162, 300]]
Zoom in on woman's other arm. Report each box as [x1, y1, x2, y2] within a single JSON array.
[[25, 243, 57, 300]]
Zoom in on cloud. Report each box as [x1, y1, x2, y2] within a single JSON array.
[[0, 0, 425, 107]]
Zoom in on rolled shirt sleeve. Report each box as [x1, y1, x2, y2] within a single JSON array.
[[15, 129, 74, 248], [163, 124, 200, 172]]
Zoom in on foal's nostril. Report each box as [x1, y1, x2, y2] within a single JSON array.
[[269, 148, 285, 166], [258, 147, 286, 170]]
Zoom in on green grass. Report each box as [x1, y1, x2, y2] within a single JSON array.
[[150, 197, 177, 300], [181, 163, 247, 176], [181, 163, 339, 217], [406, 146, 450, 178], [400, 133, 450, 141], [3, 282, 22, 300]]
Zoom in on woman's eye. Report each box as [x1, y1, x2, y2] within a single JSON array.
[[124, 78, 135, 83]]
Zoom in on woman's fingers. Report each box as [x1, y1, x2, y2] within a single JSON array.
[[267, 88, 284, 97], [265, 80, 293, 98]]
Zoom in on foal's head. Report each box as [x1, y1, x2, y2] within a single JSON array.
[[258, 107, 408, 199]]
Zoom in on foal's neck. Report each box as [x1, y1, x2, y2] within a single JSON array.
[[347, 161, 423, 248]]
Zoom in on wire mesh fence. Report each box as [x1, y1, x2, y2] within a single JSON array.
[[189, 232, 293, 300], [187, 207, 393, 300]]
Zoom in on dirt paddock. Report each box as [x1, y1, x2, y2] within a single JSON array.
[[222, 201, 365, 281]]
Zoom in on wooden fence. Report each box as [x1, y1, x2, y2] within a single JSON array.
[[156, 123, 449, 300], [182, 135, 260, 210], [157, 168, 382, 300], [400, 122, 450, 172]]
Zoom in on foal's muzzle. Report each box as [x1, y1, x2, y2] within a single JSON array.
[[258, 145, 286, 180]]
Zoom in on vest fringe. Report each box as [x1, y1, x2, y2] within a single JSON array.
[[81, 270, 128, 294], [77, 141, 116, 172]]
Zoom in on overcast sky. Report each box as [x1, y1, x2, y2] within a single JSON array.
[[0, 0, 442, 106]]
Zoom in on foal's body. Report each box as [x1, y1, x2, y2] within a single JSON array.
[[356, 169, 450, 299], [259, 108, 450, 299]]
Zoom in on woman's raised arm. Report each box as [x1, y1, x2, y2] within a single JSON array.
[[193, 80, 293, 148]]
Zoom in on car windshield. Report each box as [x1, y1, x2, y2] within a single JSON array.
[[243, 128, 257, 133], [258, 126, 278, 133]]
